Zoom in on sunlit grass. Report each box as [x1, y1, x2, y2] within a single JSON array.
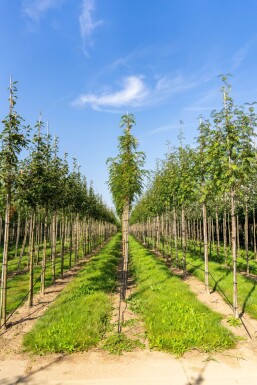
[[129, 236, 235, 356], [146, 236, 257, 320], [23, 234, 121, 353]]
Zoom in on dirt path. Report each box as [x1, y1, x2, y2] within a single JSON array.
[[107, 274, 147, 346], [1, 252, 257, 384]]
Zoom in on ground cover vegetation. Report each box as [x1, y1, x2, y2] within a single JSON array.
[[128, 237, 235, 356], [130, 76, 257, 319], [0, 80, 117, 329], [23, 234, 121, 353]]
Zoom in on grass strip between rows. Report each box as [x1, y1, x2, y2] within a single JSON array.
[[150, 238, 257, 320], [129, 236, 236, 356], [186, 253, 257, 319], [23, 233, 121, 353], [4, 239, 100, 315]]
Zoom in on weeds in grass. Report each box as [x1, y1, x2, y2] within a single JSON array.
[[227, 317, 241, 327], [103, 332, 144, 355]]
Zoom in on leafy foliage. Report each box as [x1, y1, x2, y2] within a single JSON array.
[[107, 114, 146, 215]]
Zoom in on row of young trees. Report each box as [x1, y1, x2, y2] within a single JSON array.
[[130, 76, 257, 318], [0, 79, 117, 329]]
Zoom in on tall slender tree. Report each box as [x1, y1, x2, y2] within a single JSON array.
[[0, 79, 29, 327], [107, 113, 146, 301]]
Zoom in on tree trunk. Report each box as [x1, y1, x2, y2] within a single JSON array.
[[173, 209, 178, 267], [231, 188, 238, 318], [122, 200, 129, 299], [69, 214, 73, 269], [202, 202, 209, 294], [41, 209, 48, 295], [0, 216, 2, 246], [51, 212, 57, 284], [18, 217, 28, 271], [14, 212, 21, 259], [223, 209, 227, 266], [28, 212, 35, 307], [215, 207, 220, 257], [181, 206, 186, 276], [0, 191, 11, 329], [236, 215, 240, 256], [60, 213, 65, 278], [245, 204, 249, 275], [253, 208, 257, 260]]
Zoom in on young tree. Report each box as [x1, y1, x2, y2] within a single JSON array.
[[212, 76, 257, 318], [0, 79, 29, 328], [107, 113, 146, 300]]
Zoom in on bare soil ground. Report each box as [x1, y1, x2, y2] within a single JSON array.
[[1, 255, 257, 384]]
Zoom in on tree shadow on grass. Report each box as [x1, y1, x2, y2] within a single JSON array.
[[210, 267, 230, 294], [240, 280, 256, 317]]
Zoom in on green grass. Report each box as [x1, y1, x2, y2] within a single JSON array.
[[184, 239, 257, 275], [186, 254, 257, 320], [146, 236, 257, 320], [129, 236, 236, 356], [2, 236, 105, 316], [23, 234, 121, 353], [102, 332, 144, 355], [6, 248, 75, 314]]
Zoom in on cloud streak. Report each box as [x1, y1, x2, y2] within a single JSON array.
[[72, 74, 197, 111], [22, 0, 62, 21], [73, 76, 147, 108], [79, 0, 103, 56], [145, 124, 180, 136], [231, 36, 257, 70]]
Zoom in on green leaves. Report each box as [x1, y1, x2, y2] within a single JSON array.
[[107, 114, 146, 215], [131, 76, 257, 223]]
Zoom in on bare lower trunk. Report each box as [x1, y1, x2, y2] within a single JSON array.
[[202, 202, 209, 294], [14, 212, 21, 259], [181, 206, 186, 276], [0, 217, 2, 246], [231, 188, 238, 318], [18, 217, 28, 271], [51, 212, 57, 284], [69, 214, 73, 269], [60, 213, 65, 277], [118, 200, 129, 334], [41, 210, 48, 295], [173, 209, 178, 267], [28, 212, 35, 307], [236, 215, 240, 256], [215, 207, 220, 257], [245, 204, 249, 275], [253, 208, 257, 260], [122, 200, 129, 299], [223, 209, 227, 266], [0, 192, 11, 328]]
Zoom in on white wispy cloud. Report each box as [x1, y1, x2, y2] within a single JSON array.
[[72, 74, 197, 111], [73, 76, 147, 108], [79, 0, 103, 56], [231, 37, 257, 70], [22, 0, 62, 21], [145, 124, 180, 136]]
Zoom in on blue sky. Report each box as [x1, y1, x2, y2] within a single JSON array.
[[1, 0, 257, 207]]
